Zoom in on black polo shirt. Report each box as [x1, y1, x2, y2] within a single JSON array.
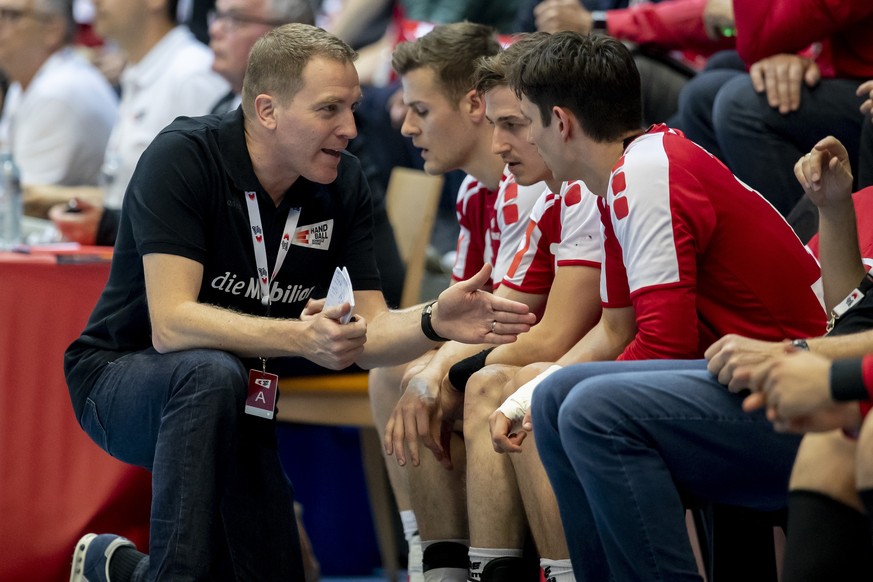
[[65, 109, 381, 419]]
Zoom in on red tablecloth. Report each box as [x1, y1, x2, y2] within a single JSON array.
[[0, 250, 151, 581]]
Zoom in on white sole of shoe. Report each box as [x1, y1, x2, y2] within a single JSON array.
[[70, 533, 98, 582]]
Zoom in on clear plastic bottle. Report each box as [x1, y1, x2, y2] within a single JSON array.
[[0, 152, 22, 249]]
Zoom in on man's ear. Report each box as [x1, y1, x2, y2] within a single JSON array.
[[464, 89, 487, 123], [254, 94, 278, 130], [553, 106, 573, 141]]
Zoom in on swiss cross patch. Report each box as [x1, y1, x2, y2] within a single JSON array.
[[504, 181, 518, 202], [503, 203, 519, 225], [564, 183, 582, 205], [611, 171, 627, 196], [613, 196, 629, 220]]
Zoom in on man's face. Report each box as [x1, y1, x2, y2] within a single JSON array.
[[485, 85, 551, 187], [0, 0, 54, 71], [400, 67, 477, 176], [271, 56, 361, 184], [92, 0, 148, 43], [520, 94, 569, 181], [209, 0, 278, 93]]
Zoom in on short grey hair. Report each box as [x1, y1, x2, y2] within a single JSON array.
[[242, 23, 356, 117]]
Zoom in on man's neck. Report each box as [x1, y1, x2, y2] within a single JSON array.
[[9, 49, 55, 91], [545, 178, 562, 193], [245, 120, 296, 207], [121, 20, 176, 64], [579, 130, 642, 198], [462, 132, 505, 190]]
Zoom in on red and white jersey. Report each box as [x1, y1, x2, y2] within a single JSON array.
[[452, 167, 540, 287], [503, 180, 602, 294], [453, 174, 496, 284], [601, 124, 826, 361]]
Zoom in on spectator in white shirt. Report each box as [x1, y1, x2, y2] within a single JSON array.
[[43, 0, 229, 244], [0, 0, 117, 187]]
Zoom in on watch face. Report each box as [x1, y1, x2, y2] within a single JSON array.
[[791, 339, 809, 351]]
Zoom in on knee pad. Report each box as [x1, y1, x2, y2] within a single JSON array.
[[422, 541, 468, 572], [480, 557, 531, 582]]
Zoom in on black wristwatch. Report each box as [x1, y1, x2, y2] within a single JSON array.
[[421, 301, 448, 342], [790, 339, 810, 351]]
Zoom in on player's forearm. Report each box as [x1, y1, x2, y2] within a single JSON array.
[[488, 320, 580, 366], [817, 201, 867, 312], [356, 305, 440, 368], [555, 316, 634, 366], [150, 300, 305, 357], [422, 340, 488, 380], [807, 330, 873, 361]]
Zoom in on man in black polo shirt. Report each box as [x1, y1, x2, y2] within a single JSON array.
[[65, 23, 535, 582]]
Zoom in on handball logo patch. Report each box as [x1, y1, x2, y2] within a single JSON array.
[[293, 219, 333, 250]]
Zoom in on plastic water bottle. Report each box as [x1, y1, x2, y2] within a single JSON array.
[[0, 152, 22, 249]]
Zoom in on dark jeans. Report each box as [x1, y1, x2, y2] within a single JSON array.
[[532, 359, 801, 582], [79, 348, 303, 581]]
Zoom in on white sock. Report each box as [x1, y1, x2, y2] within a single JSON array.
[[541, 558, 575, 582], [468, 547, 523, 582], [421, 540, 469, 582], [408, 533, 424, 582], [400, 511, 424, 581], [401, 510, 419, 539]]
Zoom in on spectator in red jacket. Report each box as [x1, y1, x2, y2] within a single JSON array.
[[675, 0, 873, 222], [515, 0, 735, 125]]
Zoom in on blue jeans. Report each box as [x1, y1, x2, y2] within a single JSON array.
[[79, 348, 303, 581], [531, 360, 801, 582]]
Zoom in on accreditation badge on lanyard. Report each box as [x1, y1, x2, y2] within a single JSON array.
[[242, 190, 301, 419]]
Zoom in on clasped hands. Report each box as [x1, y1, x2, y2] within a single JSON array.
[[706, 334, 859, 434]]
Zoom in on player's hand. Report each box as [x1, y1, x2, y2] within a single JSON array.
[[750, 54, 820, 114], [703, 0, 734, 40], [300, 298, 325, 320], [705, 334, 787, 391], [534, 0, 593, 34], [384, 372, 440, 467], [429, 375, 467, 469], [739, 352, 861, 433], [489, 408, 531, 453], [794, 136, 854, 209], [301, 303, 366, 370], [433, 264, 536, 345], [48, 198, 103, 245]]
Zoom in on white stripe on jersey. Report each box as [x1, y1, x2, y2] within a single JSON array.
[[608, 131, 681, 295], [555, 180, 601, 266], [491, 171, 544, 284], [503, 180, 601, 292]]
